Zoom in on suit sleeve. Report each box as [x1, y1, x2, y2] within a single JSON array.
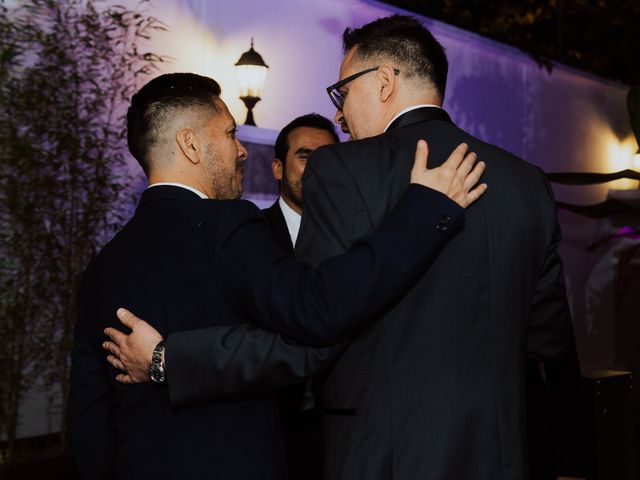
[[526, 170, 579, 363], [165, 324, 344, 407], [526, 170, 585, 475], [67, 276, 115, 480], [162, 149, 459, 403], [217, 183, 464, 347]]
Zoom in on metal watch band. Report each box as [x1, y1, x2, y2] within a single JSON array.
[[149, 340, 166, 384]]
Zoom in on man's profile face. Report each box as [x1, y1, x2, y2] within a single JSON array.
[[201, 98, 247, 200], [274, 126, 336, 211], [334, 48, 385, 140]]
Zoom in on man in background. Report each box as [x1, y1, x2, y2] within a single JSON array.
[[264, 114, 339, 253], [264, 113, 339, 480]]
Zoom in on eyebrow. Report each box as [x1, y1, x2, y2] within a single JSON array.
[[295, 147, 314, 156]]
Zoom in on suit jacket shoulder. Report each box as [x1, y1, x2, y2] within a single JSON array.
[[296, 144, 370, 265]]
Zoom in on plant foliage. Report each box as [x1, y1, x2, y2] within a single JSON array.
[[0, 0, 165, 462]]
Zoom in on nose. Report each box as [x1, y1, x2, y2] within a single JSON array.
[[334, 110, 349, 134], [236, 138, 248, 161]]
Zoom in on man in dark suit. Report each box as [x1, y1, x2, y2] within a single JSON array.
[[289, 16, 580, 479], [69, 71, 486, 479], [264, 114, 339, 480], [106, 15, 582, 480]]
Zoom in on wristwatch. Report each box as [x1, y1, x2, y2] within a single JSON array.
[[148, 340, 166, 384]]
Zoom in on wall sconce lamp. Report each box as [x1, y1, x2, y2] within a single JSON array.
[[235, 38, 269, 126]]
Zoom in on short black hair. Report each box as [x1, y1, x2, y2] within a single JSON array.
[[274, 113, 339, 165], [127, 72, 221, 175], [342, 15, 448, 99]]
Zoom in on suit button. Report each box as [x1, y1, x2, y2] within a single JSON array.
[[436, 224, 448, 232], [439, 215, 451, 225]]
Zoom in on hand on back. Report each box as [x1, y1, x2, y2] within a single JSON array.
[[410, 140, 487, 208]]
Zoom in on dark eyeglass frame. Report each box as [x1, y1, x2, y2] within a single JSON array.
[[326, 66, 400, 110]]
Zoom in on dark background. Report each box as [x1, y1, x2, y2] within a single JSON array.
[[382, 0, 640, 86]]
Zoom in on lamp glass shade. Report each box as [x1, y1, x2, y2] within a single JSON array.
[[236, 64, 268, 98]]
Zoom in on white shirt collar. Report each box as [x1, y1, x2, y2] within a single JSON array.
[[383, 104, 441, 132], [147, 182, 209, 199], [278, 196, 302, 247]]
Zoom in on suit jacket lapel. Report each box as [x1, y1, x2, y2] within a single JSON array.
[[263, 201, 295, 254]]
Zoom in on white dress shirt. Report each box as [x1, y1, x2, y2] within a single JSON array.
[[278, 196, 301, 247]]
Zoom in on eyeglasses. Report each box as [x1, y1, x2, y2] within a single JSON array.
[[326, 66, 400, 110]]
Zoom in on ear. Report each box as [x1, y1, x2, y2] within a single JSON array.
[[176, 127, 200, 165], [272, 158, 283, 181], [377, 65, 397, 103]]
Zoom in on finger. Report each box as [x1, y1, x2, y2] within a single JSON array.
[[107, 354, 127, 372], [102, 340, 121, 357], [104, 327, 128, 347], [411, 139, 429, 173], [441, 143, 468, 171], [117, 308, 140, 329], [456, 151, 478, 179], [116, 373, 136, 384], [462, 161, 486, 192], [463, 183, 488, 207]]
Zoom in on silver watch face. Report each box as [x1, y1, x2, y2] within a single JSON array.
[[149, 362, 165, 383]]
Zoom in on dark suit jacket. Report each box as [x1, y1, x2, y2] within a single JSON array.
[[291, 107, 581, 480], [68, 182, 463, 479], [263, 199, 294, 254]]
